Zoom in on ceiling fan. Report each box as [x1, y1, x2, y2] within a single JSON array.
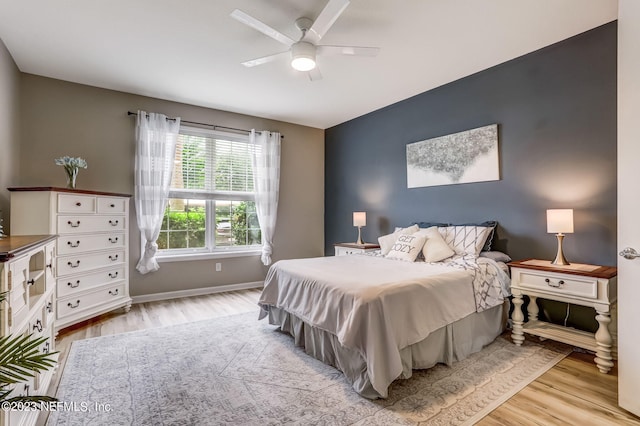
[[230, 0, 379, 81]]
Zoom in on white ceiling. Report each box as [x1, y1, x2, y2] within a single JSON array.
[[0, 0, 617, 129]]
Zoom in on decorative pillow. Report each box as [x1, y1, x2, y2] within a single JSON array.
[[415, 227, 455, 262], [379, 225, 419, 255], [386, 233, 427, 262], [413, 221, 450, 229], [479, 251, 512, 263], [438, 225, 491, 256], [454, 221, 498, 251]]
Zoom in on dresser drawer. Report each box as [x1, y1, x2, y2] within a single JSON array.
[[58, 283, 126, 319], [97, 196, 128, 213], [518, 271, 598, 299], [57, 232, 126, 255], [57, 266, 125, 297], [58, 193, 96, 213], [57, 215, 125, 234], [57, 249, 125, 276]]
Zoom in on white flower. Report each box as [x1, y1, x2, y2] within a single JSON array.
[[54, 156, 88, 169]]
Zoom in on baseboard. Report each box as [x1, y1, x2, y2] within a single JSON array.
[[131, 281, 264, 304]]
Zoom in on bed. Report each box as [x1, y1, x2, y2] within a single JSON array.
[[258, 225, 511, 399]]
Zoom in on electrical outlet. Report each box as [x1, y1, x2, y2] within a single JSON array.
[[215, 262, 222, 272]]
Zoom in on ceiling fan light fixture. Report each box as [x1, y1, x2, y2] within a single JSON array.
[[291, 41, 316, 71]]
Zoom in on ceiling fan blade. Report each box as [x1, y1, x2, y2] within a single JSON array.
[[231, 9, 295, 47], [308, 67, 323, 81], [317, 45, 380, 57], [241, 51, 288, 68], [304, 0, 350, 44]]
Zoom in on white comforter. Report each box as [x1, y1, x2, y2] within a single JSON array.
[[258, 253, 510, 397]]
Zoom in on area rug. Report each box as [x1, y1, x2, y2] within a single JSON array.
[[47, 311, 570, 425]]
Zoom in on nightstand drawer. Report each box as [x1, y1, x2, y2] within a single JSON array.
[[334, 243, 380, 256], [335, 246, 365, 256], [518, 271, 598, 299]]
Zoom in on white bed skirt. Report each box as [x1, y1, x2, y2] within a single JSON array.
[[266, 301, 507, 399]]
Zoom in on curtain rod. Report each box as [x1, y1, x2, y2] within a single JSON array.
[[127, 111, 283, 138]]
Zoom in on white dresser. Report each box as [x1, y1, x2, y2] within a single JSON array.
[[0, 235, 57, 426], [9, 187, 132, 330]]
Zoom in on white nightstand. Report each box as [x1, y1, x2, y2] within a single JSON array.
[[509, 259, 617, 374], [334, 242, 380, 256]]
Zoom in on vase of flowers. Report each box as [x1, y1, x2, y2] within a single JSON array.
[[55, 156, 88, 189]]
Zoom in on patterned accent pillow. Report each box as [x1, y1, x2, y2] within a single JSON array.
[[438, 225, 491, 256], [386, 233, 427, 262], [455, 221, 498, 251], [415, 226, 455, 262], [379, 225, 419, 255]]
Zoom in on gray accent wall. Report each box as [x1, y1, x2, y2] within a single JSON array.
[[0, 38, 21, 232], [17, 75, 324, 297], [325, 22, 617, 267]]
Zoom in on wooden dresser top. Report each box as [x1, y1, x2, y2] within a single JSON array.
[[8, 187, 131, 198]]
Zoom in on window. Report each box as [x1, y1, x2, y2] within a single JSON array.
[[157, 126, 261, 258]]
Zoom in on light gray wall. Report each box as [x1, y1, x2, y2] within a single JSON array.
[[19, 74, 324, 297], [0, 38, 21, 232]]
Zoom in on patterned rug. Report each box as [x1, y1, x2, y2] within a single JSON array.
[[48, 311, 570, 425]]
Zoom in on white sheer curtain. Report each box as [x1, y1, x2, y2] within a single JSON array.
[[250, 130, 281, 266], [134, 110, 180, 274]]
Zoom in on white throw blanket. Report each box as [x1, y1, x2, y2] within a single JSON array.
[[258, 254, 510, 397]]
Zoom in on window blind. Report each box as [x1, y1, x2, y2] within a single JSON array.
[[169, 127, 257, 201]]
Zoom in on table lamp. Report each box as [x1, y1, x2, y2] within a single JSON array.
[[353, 212, 366, 245], [547, 209, 574, 265]]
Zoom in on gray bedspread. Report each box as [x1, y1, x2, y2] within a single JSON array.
[[258, 254, 510, 397]]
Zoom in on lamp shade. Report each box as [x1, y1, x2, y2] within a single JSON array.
[[547, 209, 574, 234], [353, 212, 366, 227]]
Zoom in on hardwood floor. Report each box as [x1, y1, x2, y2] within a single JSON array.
[[49, 289, 640, 425]]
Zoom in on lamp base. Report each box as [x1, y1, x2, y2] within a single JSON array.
[[552, 233, 570, 265], [355, 226, 364, 245]]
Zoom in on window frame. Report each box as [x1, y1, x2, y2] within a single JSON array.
[[153, 126, 262, 261]]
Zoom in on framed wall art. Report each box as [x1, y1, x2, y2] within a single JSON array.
[[406, 124, 499, 188]]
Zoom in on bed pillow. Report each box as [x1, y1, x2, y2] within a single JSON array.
[[454, 221, 498, 251], [386, 233, 427, 262], [438, 225, 491, 256], [479, 251, 512, 263], [378, 224, 420, 255], [413, 221, 449, 229], [415, 226, 455, 262]]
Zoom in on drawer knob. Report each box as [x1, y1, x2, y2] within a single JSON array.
[[32, 319, 43, 332], [109, 254, 119, 261], [108, 237, 119, 243], [67, 240, 80, 248], [75, 202, 82, 206], [68, 280, 80, 288], [108, 271, 119, 279], [27, 278, 35, 286], [67, 220, 81, 228], [46, 263, 52, 269], [109, 220, 119, 226], [68, 300, 80, 309], [109, 289, 119, 296], [68, 260, 81, 268], [110, 203, 115, 208]]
